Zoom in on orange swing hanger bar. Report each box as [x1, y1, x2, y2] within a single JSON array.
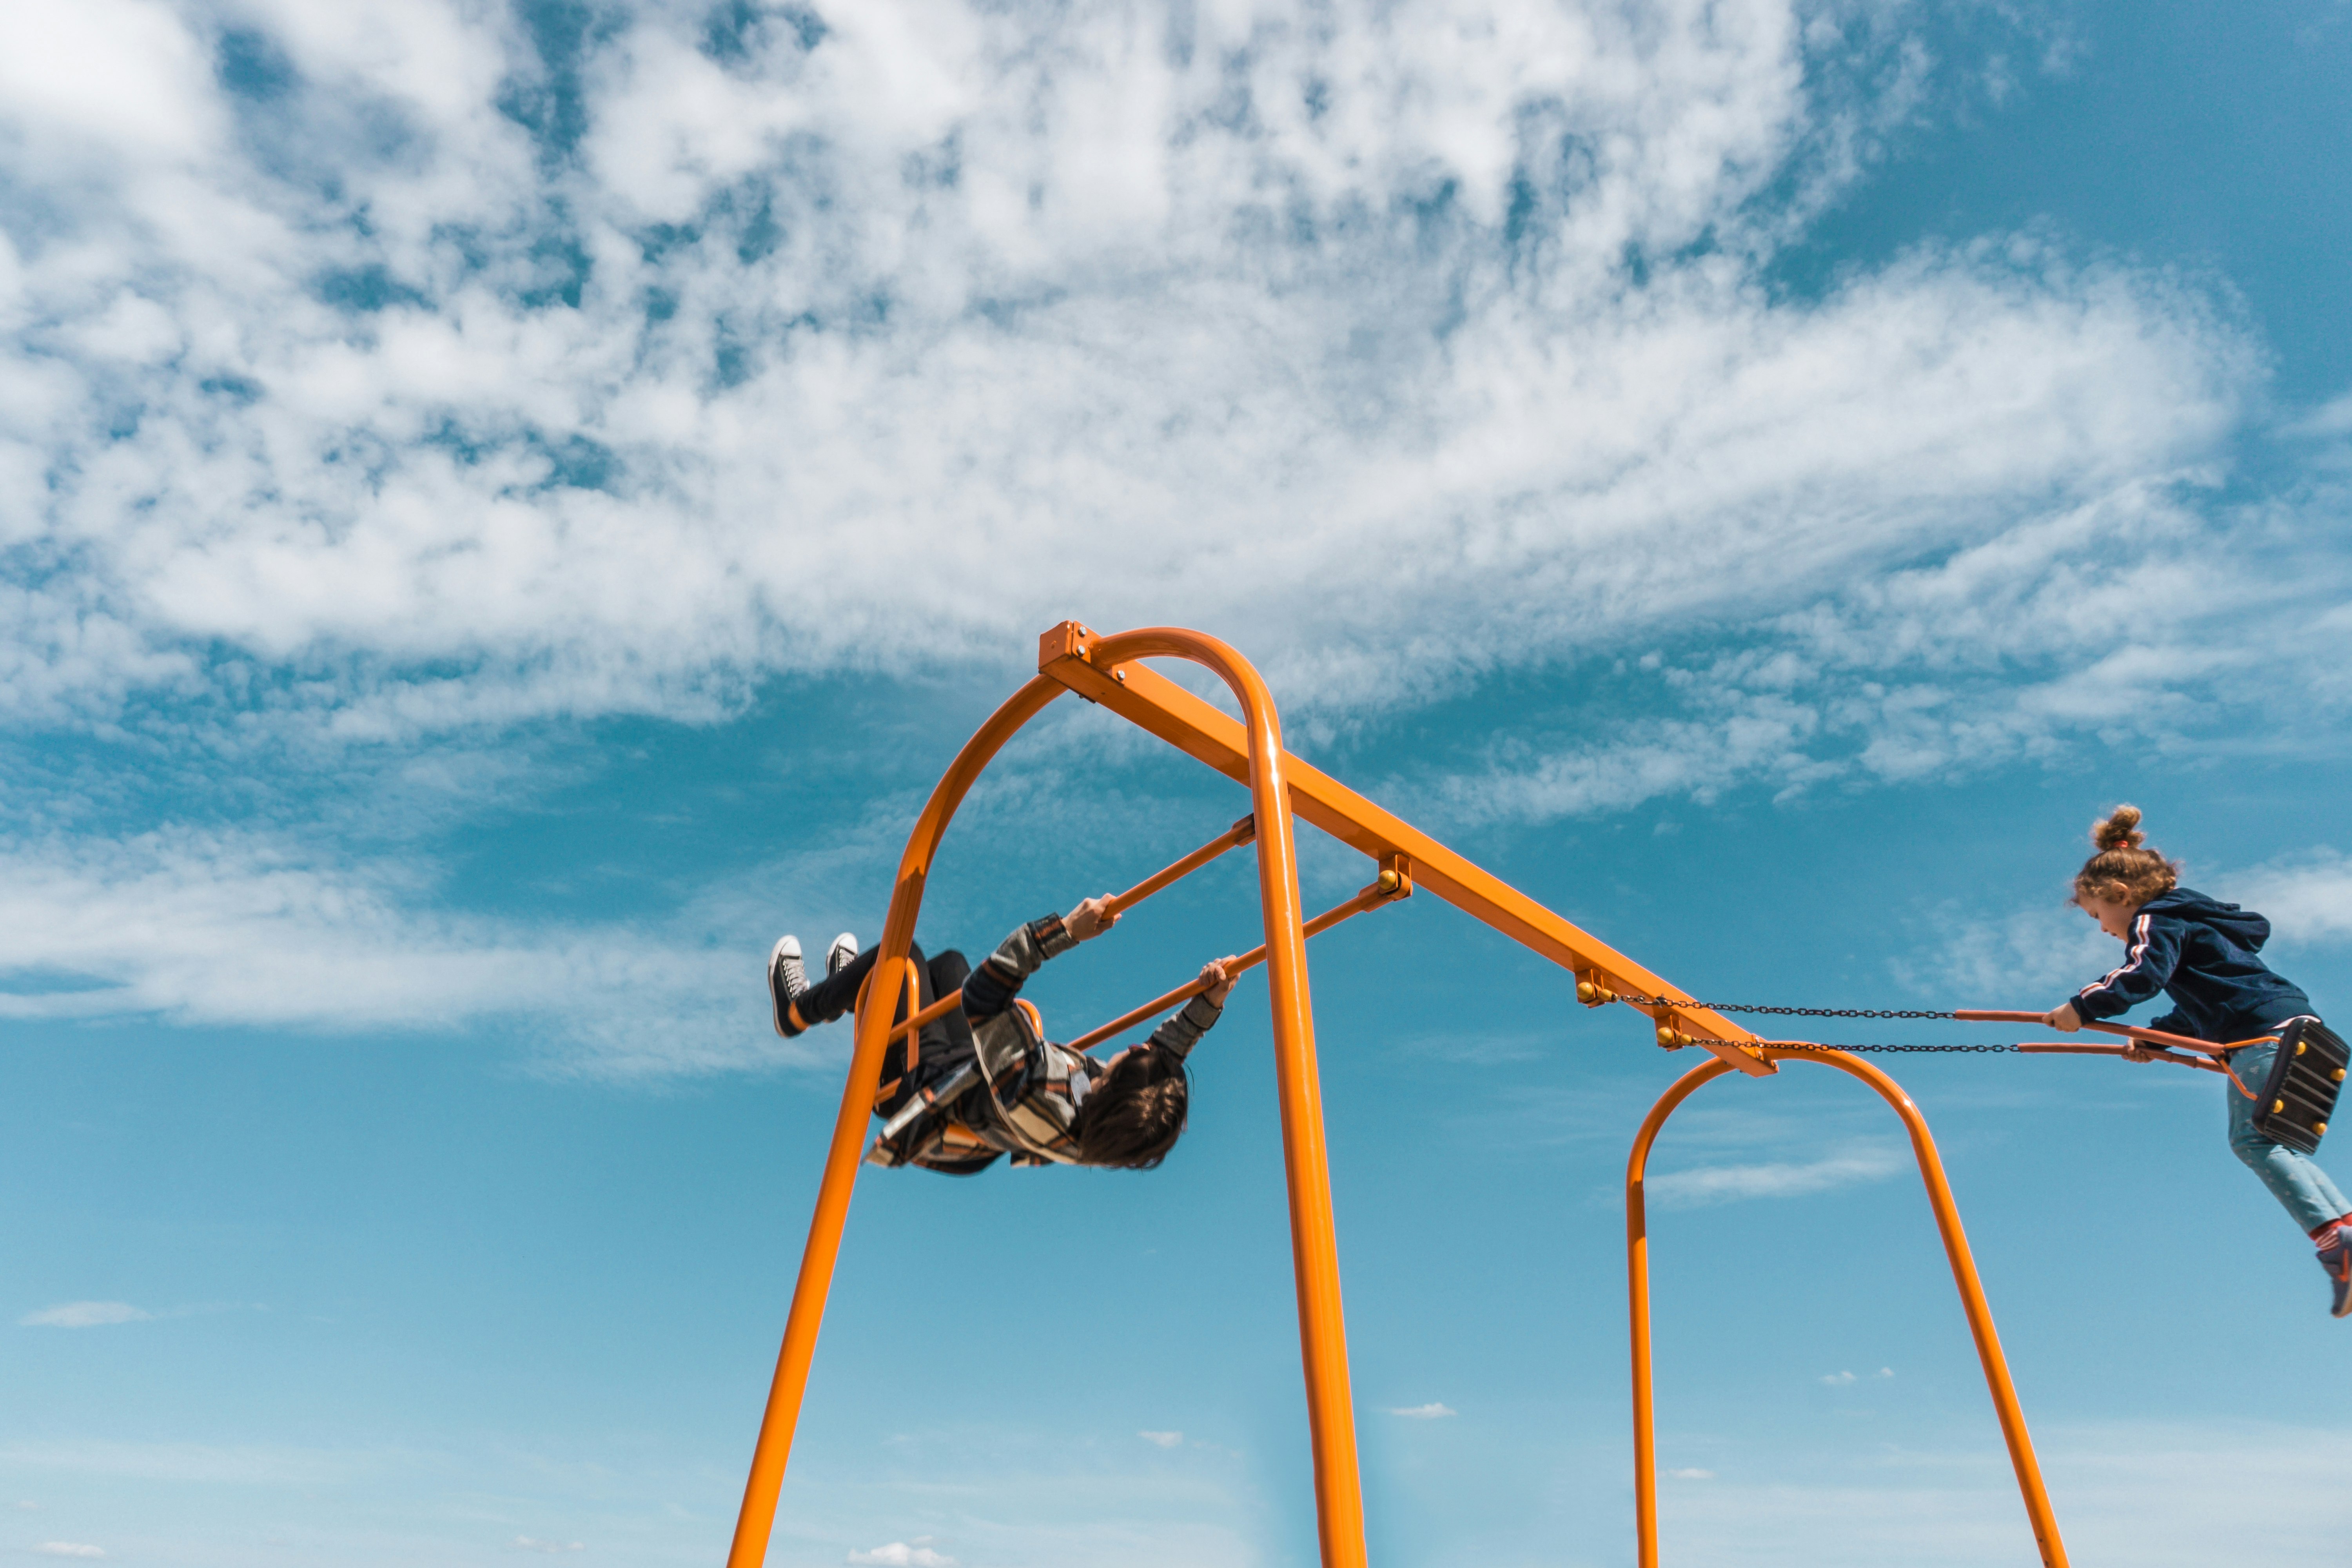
[[1067, 860, 1412, 1054], [1954, 1010, 2277, 1059], [2010, 1040, 2228, 1075], [882, 813, 1260, 1044]]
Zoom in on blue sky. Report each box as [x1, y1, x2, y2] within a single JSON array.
[[2, 0, 2349, 1564]]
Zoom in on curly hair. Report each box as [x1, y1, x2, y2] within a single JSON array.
[[2072, 804, 2181, 907], [1076, 1044, 1191, 1169]]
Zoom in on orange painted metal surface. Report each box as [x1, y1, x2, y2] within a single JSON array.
[[730, 622, 1818, 1568], [1954, 1009, 2275, 1058], [883, 815, 1259, 1045], [1626, 1048, 2068, 1568], [1067, 869, 1408, 1053], [723, 675, 1065, 1568], [1034, 627, 1771, 1077], [727, 627, 1376, 1568]]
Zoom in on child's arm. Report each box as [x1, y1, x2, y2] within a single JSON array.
[[1141, 958, 1239, 1060], [960, 895, 1121, 1021], [2051, 911, 2183, 1025]]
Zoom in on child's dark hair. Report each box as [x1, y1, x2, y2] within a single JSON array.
[[2073, 804, 2180, 907], [1077, 1045, 1190, 1169]]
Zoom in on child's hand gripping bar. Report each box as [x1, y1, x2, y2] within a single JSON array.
[[882, 815, 1259, 1043]]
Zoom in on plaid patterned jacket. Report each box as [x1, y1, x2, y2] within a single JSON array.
[[870, 913, 1223, 1174]]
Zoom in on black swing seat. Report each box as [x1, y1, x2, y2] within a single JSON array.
[[2250, 1017, 2348, 1156]]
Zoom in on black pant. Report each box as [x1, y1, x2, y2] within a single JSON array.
[[797, 941, 975, 1116]]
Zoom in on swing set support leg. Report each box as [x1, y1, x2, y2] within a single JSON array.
[[1627, 1048, 2068, 1568], [724, 626, 1370, 1568]]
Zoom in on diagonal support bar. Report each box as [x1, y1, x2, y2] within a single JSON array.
[[1036, 621, 1772, 1078]]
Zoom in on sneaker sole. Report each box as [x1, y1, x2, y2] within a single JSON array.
[[769, 937, 799, 1038]]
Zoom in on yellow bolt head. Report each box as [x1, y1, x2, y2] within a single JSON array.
[[1577, 980, 1597, 1003], [2318, 1122, 2330, 1136], [2297, 1040, 2308, 1056], [1656, 1025, 1676, 1047], [2274, 1100, 2286, 1114]]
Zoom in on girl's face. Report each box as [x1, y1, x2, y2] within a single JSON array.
[[2076, 892, 2139, 940]]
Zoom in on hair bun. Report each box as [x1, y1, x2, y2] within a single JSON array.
[[2092, 804, 2145, 853]]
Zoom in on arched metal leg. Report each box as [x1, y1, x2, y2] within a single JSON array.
[[1627, 1049, 2068, 1568], [727, 626, 1371, 1568]]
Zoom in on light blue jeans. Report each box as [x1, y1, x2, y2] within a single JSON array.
[[2226, 1036, 2352, 1234]]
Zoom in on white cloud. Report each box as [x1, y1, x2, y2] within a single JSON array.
[[18, 1302, 150, 1329], [1820, 1370, 1857, 1385], [1388, 1403, 1457, 1419], [2221, 850, 2352, 946], [1647, 1143, 1904, 1208], [847, 1545, 955, 1568], [0, 0, 2303, 783], [1668, 1467, 1715, 1480], [32, 1546, 104, 1561], [510, 1539, 584, 1554], [1893, 899, 2116, 1004], [1136, 1430, 1183, 1448], [0, 826, 836, 1075]]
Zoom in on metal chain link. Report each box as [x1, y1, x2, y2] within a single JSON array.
[[1614, 993, 1960, 1020], [1749, 1042, 2020, 1054], [1597, 992, 2039, 1053]]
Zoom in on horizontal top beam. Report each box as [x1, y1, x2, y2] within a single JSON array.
[[1039, 622, 1768, 1075]]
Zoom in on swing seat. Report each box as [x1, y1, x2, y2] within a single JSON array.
[[2250, 1018, 2347, 1155]]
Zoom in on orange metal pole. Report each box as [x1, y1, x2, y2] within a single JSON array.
[[1067, 872, 1405, 1053], [1034, 628, 1770, 1077], [723, 676, 1066, 1568], [1105, 814, 1257, 916], [1625, 1062, 1723, 1568], [1626, 1048, 2068, 1568], [1954, 1010, 2269, 1058], [1076, 624, 1371, 1568]]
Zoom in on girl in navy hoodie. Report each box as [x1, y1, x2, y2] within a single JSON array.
[[2044, 806, 2352, 1317]]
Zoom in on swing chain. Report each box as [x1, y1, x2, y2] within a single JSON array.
[[1757, 1042, 2022, 1054], [1613, 993, 1962, 1021]]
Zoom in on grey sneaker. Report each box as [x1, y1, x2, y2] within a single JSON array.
[[826, 931, 859, 978], [769, 936, 807, 1037]]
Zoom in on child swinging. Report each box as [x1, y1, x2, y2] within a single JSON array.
[[767, 897, 1237, 1174], [2042, 806, 2352, 1317]]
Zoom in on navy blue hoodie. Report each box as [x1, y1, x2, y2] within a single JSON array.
[[2073, 887, 2313, 1044]]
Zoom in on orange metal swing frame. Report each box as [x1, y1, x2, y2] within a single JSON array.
[[1627, 1047, 2069, 1568], [722, 622, 2054, 1568]]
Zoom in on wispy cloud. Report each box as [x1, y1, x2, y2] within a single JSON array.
[[1136, 1431, 1183, 1449], [1818, 1368, 1896, 1386], [32, 1546, 103, 1560], [0, 0, 2307, 788], [0, 826, 839, 1075], [847, 1544, 955, 1568], [2221, 850, 2352, 946], [510, 1540, 584, 1555], [18, 1302, 150, 1329], [1388, 1403, 1457, 1419], [1646, 1143, 1905, 1208], [1668, 1467, 1716, 1481], [0, 1438, 374, 1487]]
